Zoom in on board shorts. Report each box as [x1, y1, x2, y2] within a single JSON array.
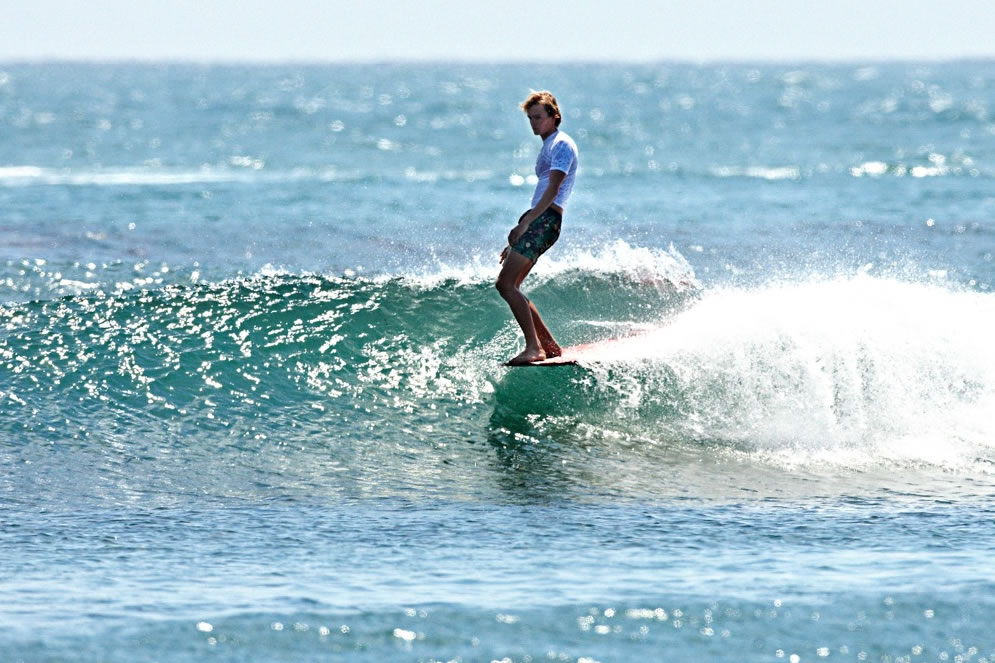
[[510, 208, 562, 263]]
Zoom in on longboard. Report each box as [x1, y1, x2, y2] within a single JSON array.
[[504, 354, 579, 367], [503, 338, 625, 367]]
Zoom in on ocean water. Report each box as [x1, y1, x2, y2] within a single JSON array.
[[2, 61, 995, 662]]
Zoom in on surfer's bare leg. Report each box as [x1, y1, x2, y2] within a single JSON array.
[[497, 250, 546, 365], [507, 257, 560, 357], [525, 296, 562, 358]]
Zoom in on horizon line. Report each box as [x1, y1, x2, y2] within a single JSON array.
[[3, 55, 995, 67]]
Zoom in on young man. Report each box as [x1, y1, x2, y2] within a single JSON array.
[[496, 90, 579, 366]]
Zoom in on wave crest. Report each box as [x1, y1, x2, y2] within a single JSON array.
[[501, 275, 995, 471]]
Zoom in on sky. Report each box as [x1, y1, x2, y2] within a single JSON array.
[[2, 0, 994, 63]]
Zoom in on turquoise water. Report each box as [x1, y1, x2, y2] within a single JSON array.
[[2, 62, 995, 662]]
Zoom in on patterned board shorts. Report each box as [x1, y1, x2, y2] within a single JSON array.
[[510, 208, 562, 263]]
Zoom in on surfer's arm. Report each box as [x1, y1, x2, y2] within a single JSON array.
[[522, 170, 565, 224], [509, 170, 565, 245]]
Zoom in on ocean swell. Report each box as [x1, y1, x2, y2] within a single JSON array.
[[2, 258, 992, 474]]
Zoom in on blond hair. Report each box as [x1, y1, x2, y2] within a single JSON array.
[[520, 90, 562, 127]]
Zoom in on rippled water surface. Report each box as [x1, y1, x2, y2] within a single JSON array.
[[2, 61, 995, 662]]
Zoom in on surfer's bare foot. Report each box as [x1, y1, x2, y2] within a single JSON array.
[[543, 342, 562, 358], [505, 349, 546, 366]]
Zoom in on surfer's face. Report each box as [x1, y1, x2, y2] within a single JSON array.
[[526, 105, 557, 137]]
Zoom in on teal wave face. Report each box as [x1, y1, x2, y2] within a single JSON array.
[[0, 268, 692, 445], [4, 268, 994, 496]]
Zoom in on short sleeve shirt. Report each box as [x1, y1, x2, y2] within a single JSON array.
[[530, 129, 579, 209]]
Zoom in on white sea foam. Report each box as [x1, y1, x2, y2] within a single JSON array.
[[588, 275, 995, 471], [709, 166, 802, 180], [536, 240, 698, 289], [0, 165, 363, 187], [0, 165, 505, 187], [0, 166, 45, 178], [390, 240, 699, 291]]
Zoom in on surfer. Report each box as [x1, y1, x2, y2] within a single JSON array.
[[497, 90, 579, 366]]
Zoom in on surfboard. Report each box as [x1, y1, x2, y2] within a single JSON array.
[[505, 354, 579, 367], [503, 338, 625, 367]]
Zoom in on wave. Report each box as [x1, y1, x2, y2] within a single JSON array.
[[708, 158, 984, 181], [0, 246, 693, 425], [0, 165, 510, 188], [1, 240, 696, 304], [708, 166, 802, 181], [3, 156, 987, 191], [0, 165, 373, 187], [500, 275, 995, 472], [2, 255, 993, 473]]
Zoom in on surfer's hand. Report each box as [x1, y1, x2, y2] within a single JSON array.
[[508, 221, 528, 246], [507, 210, 533, 246], [499, 245, 509, 264]]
